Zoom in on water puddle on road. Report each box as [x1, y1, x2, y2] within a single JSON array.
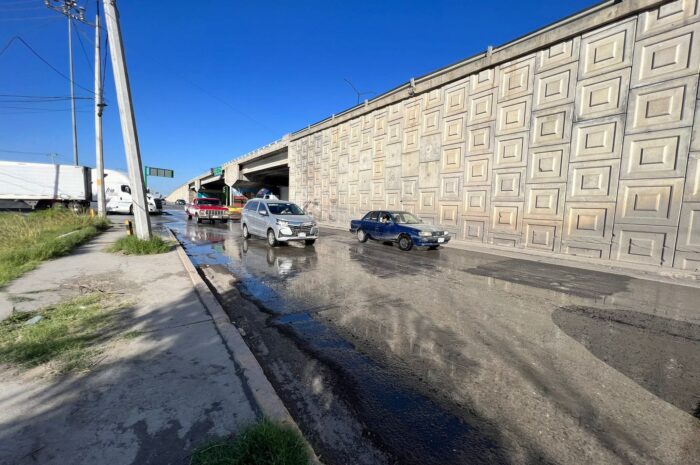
[[171, 224, 511, 465]]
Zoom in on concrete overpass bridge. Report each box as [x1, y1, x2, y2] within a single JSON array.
[[166, 135, 290, 204]]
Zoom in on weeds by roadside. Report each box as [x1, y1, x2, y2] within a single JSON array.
[[108, 235, 171, 255], [189, 419, 309, 465], [0, 209, 110, 287], [0, 293, 123, 373]]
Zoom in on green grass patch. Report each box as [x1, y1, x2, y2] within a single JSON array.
[[0, 209, 110, 287], [108, 235, 171, 255], [0, 293, 119, 373], [123, 330, 144, 340], [190, 419, 309, 465]]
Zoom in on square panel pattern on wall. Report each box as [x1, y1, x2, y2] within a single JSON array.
[[288, 1, 700, 271]]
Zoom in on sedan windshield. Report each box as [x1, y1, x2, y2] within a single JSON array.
[[197, 199, 220, 206], [392, 212, 422, 224], [267, 202, 304, 215]]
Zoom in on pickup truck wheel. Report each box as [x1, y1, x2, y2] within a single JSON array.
[[267, 229, 278, 247], [129, 205, 133, 215], [398, 234, 413, 251], [187, 214, 192, 221], [196, 216, 202, 224], [304, 239, 316, 246], [221, 219, 228, 224], [356, 229, 368, 243], [242, 224, 251, 239]]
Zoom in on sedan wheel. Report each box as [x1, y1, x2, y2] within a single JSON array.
[[267, 229, 278, 247], [242, 224, 250, 239], [357, 229, 368, 243], [398, 235, 413, 251]]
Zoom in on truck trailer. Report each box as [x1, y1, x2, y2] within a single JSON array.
[[0, 161, 92, 210]]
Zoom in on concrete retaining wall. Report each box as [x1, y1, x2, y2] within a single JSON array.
[[289, 0, 700, 271]]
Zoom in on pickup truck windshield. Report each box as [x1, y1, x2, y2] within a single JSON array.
[[197, 199, 220, 206], [267, 203, 304, 215], [392, 212, 422, 224]]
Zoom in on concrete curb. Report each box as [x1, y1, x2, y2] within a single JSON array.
[[167, 230, 322, 464]]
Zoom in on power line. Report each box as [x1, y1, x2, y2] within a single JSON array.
[[72, 18, 93, 73], [0, 35, 96, 95], [0, 15, 56, 21], [0, 149, 50, 155], [0, 94, 92, 99], [0, 5, 45, 12]]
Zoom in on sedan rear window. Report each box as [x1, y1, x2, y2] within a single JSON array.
[[267, 202, 304, 215]]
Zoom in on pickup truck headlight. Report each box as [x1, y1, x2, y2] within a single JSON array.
[[418, 231, 432, 237], [276, 219, 288, 227]]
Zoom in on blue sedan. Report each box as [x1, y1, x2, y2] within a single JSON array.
[[349, 211, 451, 251]]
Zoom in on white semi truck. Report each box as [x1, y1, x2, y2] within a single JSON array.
[[0, 161, 92, 210], [91, 168, 162, 214], [0, 161, 161, 214]]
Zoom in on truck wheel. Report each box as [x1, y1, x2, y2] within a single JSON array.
[[242, 223, 250, 239], [398, 234, 413, 251], [196, 216, 202, 224], [357, 229, 368, 243], [221, 219, 228, 224], [129, 205, 133, 215], [267, 229, 278, 247], [187, 214, 192, 221], [304, 239, 316, 246]]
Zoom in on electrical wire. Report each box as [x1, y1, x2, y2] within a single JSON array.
[[0, 36, 96, 95], [72, 18, 93, 73], [0, 94, 92, 100], [0, 15, 56, 21]]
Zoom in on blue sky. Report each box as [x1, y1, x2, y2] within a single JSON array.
[[0, 0, 597, 195]]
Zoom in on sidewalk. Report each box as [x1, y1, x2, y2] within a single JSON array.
[[0, 227, 276, 465]]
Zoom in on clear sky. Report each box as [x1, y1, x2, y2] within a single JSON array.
[[1, 0, 598, 196]]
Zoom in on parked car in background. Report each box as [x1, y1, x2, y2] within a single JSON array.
[[175, 199, 186, 205], [241, 199, 318, 247], [350, 211, 451, 251], [186, 197, 230, 224]]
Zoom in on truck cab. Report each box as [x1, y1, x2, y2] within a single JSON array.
[[93, 169, 162, 214]]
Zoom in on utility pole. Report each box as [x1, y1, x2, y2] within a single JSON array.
[[103, 0, 151, 239], [45, 0, 85, 166], [94, 9, 106, 217]]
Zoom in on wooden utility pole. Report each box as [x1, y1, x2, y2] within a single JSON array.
[[94, 11, 106, 216], [102, 0, 151, 239]]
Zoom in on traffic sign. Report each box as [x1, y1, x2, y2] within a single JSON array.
[[146, 167, 174, 178]]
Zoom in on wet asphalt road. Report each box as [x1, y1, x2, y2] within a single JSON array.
[[154, 208, 700, 465]]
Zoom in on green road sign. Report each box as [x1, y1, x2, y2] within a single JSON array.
[[211, 166, 222, 176], [146, 167, 174, 178]]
